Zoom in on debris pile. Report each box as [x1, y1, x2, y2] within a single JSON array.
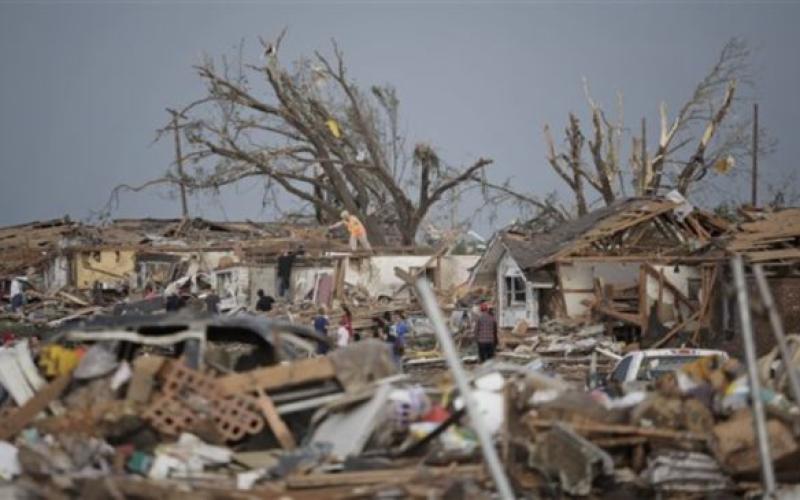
[[0, 316, 505, 498], [500, 318, 623, 384], [503, 347, 800, 497]]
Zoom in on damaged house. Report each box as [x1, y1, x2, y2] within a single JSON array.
[[471, 197, 728, 341], [1, 216, 479, 315], [710, 206, 800, 355]]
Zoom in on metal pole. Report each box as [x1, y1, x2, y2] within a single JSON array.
[[753, 263, 800, 405], [169, 110, 190, 219], [641, 117, 648, 195], [414, 278, 515, 500], [730, 255, 775, 494], [752, 103, 759, 207]]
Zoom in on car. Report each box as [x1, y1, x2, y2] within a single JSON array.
[[603, 348, 729, 393]]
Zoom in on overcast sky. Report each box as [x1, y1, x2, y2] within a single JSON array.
[[1, 0, 799, 233]]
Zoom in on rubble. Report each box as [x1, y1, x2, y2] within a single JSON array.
[[2, 202, 800, 497]]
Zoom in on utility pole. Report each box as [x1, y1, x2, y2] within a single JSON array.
[[751, 103, 759, 207], [640, 117, 648, 195], [168, 109, 190, 220]]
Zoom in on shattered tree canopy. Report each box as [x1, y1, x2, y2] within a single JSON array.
[[473, 197, 729, 282]]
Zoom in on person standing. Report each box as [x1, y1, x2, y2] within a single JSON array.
[[329, 210, 372, 252], [473, 303, 498, 362], [313, 307, 330, 354], [276, 246, 304, 299], [255, 289, 275, 313], [392, 312, 409, 364], [336, 318, 350, 348], [341, 304, 355, 341], [9, 277, 26, 312]]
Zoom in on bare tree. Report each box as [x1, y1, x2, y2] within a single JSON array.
[[541, 38, 764, 215], [112, 32, 494, 246]]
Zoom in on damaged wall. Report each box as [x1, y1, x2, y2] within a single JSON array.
[[213, 265, 249, 310], [74, 249, 137, 289], [557, 261, 700, 320], [345, 255, 479, 298], [644, 265, 700, 323], [559, 262, 639, 317], [43, 255, 70, 293]]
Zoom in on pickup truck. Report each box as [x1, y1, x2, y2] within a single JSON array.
[[603, 348, 728, 392]]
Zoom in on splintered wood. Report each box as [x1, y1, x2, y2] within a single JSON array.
[[728, 207, 800, 263]]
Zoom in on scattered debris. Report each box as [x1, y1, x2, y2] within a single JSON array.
[[1, 200, 800, 497]]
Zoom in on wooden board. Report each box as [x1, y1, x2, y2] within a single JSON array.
[[0, 373, 72, 441], [255, 388, 296, 450], [216, 356, 337, 396], [285, 464, 485, 489]]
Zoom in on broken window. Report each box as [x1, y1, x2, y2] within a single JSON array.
[[505, 276, 526, 306]]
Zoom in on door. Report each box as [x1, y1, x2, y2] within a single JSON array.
[[500, 274, 528, 328], [526, 283, 540, 328]]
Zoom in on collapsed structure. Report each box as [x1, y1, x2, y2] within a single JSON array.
[[2, 199, 800, 498], [0, 217, 478, 324]]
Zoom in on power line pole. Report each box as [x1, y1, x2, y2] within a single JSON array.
[[168, 109, 189, 219], [640, 117, 647, 195], [751, 103, 759, 207]]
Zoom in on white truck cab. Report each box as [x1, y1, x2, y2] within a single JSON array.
[[607, 348, 729, 385]]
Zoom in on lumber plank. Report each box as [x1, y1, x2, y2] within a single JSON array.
[[642, 263, 695, 311], [593, 304, 643, 327], [216, 356, 336, 396], [255, 388, 296, 450], [0, 373, 72, 441], [528, 418, 708, 442], [651, 310, 701, 349], [285, 464, 485, 489]]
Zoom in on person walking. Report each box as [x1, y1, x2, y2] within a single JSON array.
[[473, 302, 498, 362]]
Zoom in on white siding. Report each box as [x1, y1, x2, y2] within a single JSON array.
[[345, 255, 479, 298], [558, 261, 700, 319], [497, 252, 539, 328]]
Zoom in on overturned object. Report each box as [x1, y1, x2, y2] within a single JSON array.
[[529, 422, 614, 496]]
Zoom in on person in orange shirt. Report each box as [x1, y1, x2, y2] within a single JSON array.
[[330, 210, 372, 251]]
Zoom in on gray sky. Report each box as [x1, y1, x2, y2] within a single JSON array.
[[1, 0, 799, 232]]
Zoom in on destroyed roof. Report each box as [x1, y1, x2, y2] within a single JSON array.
[[90, 218, 303, 245], [492, 197, 728, 273], [0, 218, 83, 278], [723, 206, 800, 263], [0, 217, 334, 278]]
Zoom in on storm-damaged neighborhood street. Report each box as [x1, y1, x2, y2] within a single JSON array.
[[2, 2, 800, 498]]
